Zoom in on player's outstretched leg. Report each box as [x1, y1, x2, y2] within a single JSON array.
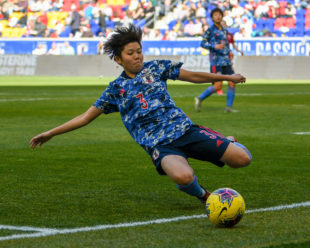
[[220, 141, 252, 168], [161, 155, 210, 203]]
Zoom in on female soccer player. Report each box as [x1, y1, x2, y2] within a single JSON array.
[[30, 24, 252, 205], [196, 8, 241, 113]]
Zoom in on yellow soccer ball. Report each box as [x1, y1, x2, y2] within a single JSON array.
[[206, 188, 245, 227]]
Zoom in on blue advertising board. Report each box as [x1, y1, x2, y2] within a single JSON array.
[[0, 38, 309, 56]]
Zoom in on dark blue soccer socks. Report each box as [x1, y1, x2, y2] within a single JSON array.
[[199, 85, 216, 101], [177, 175, 206, 198], [226, 86, 235, 107]]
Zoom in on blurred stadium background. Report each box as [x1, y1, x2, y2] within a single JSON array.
[[1, 0, 310, 79], [0, 0, 309, 56]]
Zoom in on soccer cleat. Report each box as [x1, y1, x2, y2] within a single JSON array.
[[197, 185, 211, 205], [194, 97, 201, 112], [224, 106, 239, 113], [216, 89, 223, 95]]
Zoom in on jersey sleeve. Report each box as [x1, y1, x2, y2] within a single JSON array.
[[93, 83, 119, 114], [200, 29, 214, 51], [159, 60, 183, 81]]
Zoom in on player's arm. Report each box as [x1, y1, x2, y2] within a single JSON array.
[[30, 106, 103, 149], [201, 30, 224, 50], [177, 69, 246, 84], [232, 43, 244, 55]]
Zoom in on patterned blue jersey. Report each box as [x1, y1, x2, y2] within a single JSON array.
[[93, 60, 193, 152], [201, 24, 231, 66]]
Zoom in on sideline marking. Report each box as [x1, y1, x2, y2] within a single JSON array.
[[293, 132, 310, 135], [0, 201, 309, 241]]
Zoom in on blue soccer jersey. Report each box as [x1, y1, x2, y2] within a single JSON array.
[[200, 24, 231, 67], [94, 60, 193, 152]]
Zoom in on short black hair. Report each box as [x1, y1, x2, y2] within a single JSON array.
[[211, 7, 223, 18], [104, 24, 142, 60]]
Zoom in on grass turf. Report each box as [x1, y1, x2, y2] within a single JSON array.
[[0, 78, 309, 247]]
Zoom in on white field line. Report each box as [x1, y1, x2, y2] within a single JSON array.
[[0, 98, 53, 102], [293, 132, 310, 135], [0, 201, 309, 242]]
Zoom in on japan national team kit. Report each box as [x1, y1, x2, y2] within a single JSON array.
[[94, 60, 230, 174]]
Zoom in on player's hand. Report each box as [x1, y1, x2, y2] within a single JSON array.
[[30, 131, 53, 149], [215, 44, 225, 50], [229, 74, 246, 84]]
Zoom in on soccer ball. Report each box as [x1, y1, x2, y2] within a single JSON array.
[[206, 188, 245, 227]]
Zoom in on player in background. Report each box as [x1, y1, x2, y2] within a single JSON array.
[[216, 20, 244, 96], [195, 8, 241, 113], [30, 24, 252, 206]]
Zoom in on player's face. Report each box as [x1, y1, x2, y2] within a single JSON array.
[[116, 42, 143, 78], [212, 12, 223, 25]]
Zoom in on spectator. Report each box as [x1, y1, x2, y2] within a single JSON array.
[[132, 2, 145, 20], [52, 0, 63, 11], [47, 42, 60, 55], [145, 1, 155, 28], [196, 2, 206, 19], [97, 40, 104, 55], [285, 3, 296, 18], [183, 19, 196, 36], [166, 27, 178, 40], [17, 12, 27, 27], [38, 10, 48, 26], [15, 0, 28, 13], [254, 0, 269, 19], [32, 43, 46, 55], [32, 18, 46, 37], [152, 29, 163, 40], [223, 9, 233, 27], [54, 20, 64, 36], [186, 3, 197, 20], [62, 41, 75, 55], [98, 10, 106, 36], [234, 27, 250, 39], [70, 4, 81, 36], [29, 0, 41, 12]]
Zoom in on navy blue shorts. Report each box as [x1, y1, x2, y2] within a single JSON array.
[[149, 125, 231, 175], [210, 65, 235, 75]]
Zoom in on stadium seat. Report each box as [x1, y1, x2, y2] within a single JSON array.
[[59, 26, 71, 37], [168, 20, 177, 31], [274, 18, 286, 29], [136, 19, 146, 28], [90, 20, 100, 36], [285, 17, 296, 28], [295, 29, 305, 36]]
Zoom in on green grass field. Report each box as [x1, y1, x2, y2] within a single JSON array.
[[0, 77, 309, 247]]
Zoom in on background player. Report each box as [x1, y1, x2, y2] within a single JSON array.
[[196, 8, 240, 113], [30, 24, 252, 206]]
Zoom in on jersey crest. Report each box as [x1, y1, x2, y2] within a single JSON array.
[[142, 74, 154, 84]]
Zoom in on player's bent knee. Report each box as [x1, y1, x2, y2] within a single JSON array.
[[222, 142, 252, 168], [174, 171, 194, 185], [232, 153, 251, 168]]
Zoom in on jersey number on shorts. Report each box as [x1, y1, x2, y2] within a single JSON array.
[[136, 93, 148, 109], [200, 130, 216, 139]]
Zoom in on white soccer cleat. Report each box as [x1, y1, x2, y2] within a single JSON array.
[[194, 97, 201, 112], [224, 106, 239, 113]]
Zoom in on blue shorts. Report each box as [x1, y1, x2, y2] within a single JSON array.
[[210, 65, 235, 75], [149, 125, 231, 175]]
